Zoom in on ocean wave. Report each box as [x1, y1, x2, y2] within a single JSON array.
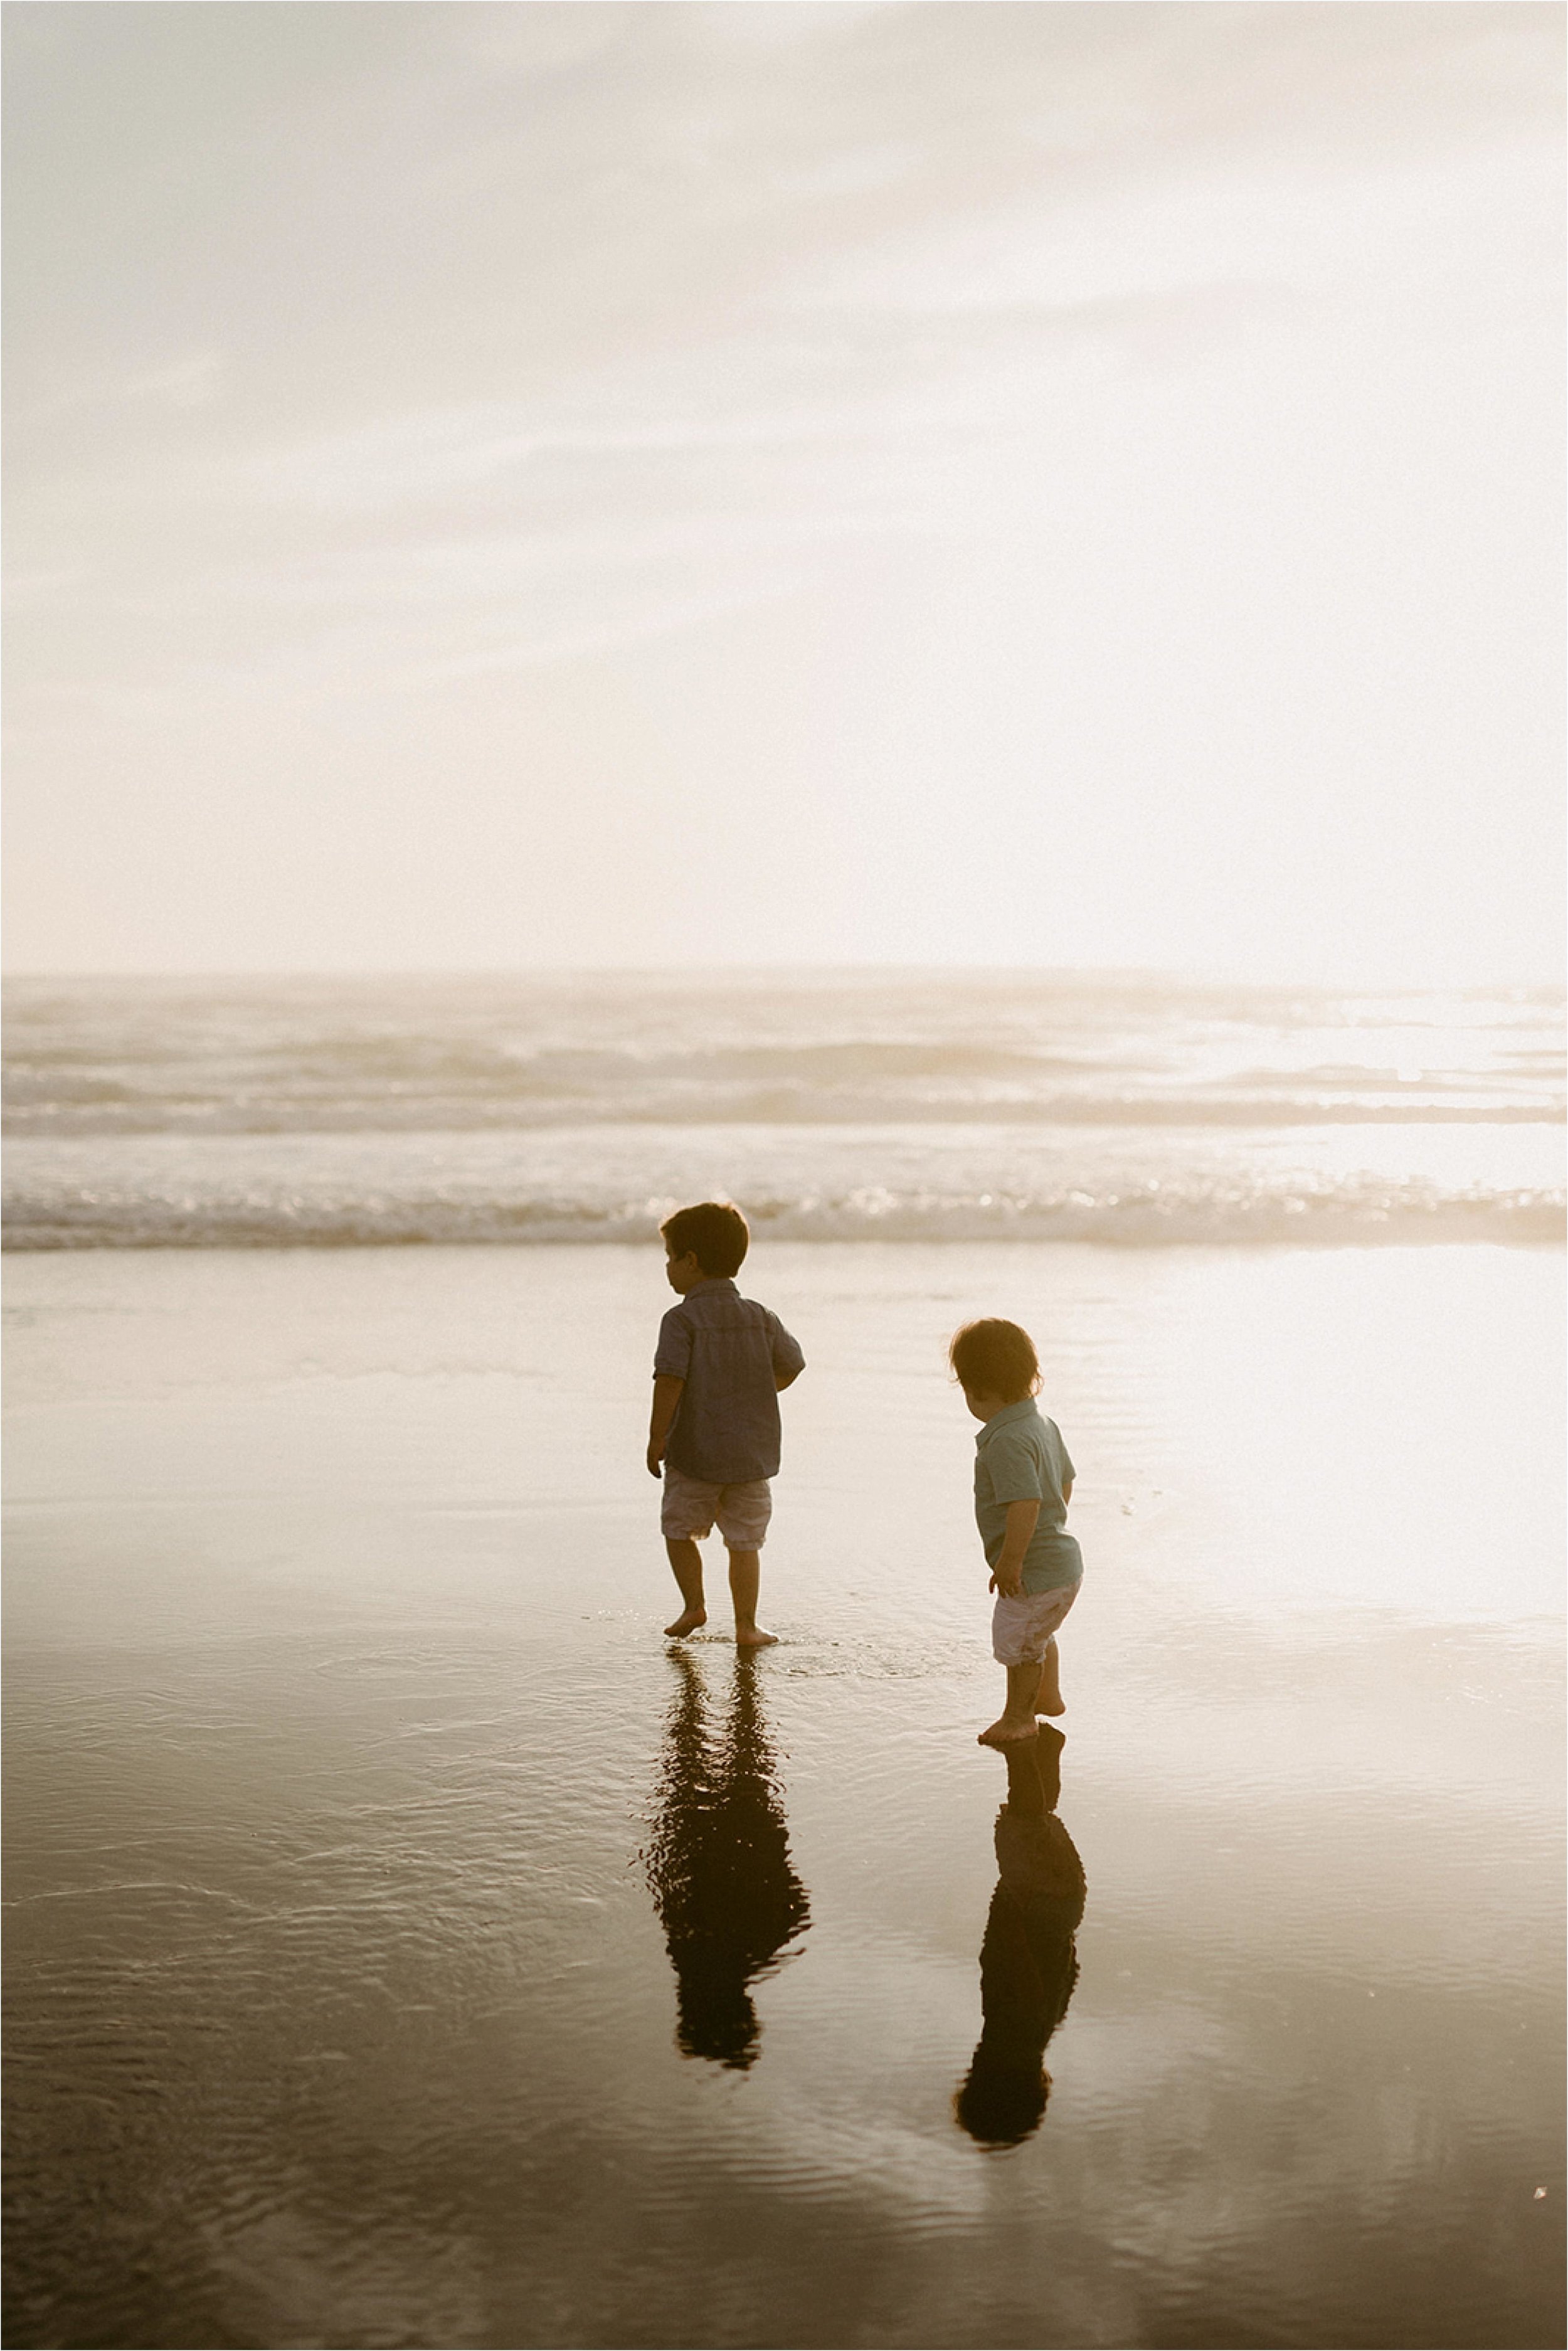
[[5, 974, 1562, 1135], [6, 1177, 1561, 1251], [8, 1115, 1562, 1253], [8, 1093, 1560, 1137]]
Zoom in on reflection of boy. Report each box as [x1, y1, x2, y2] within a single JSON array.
[[647, 1201, 805, 1647], [644, 1651, 811, 2071], [950, 1317, 1083, 1747]]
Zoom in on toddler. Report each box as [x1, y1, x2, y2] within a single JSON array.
[[951, 1318, 1082, 1746]]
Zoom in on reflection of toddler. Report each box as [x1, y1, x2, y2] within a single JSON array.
[[955, 1725, 1086, 2147], [949, 1319, 1083, 1747]]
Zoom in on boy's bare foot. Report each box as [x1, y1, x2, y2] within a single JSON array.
[[734, 1625, 778, 1647], [1037, 1699, 1066, 1717], [978, 1716, 1039, 1747], [664, 1608, 707, 1638]]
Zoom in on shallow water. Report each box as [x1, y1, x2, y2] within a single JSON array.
[[4, 1244, 1564, 2348]]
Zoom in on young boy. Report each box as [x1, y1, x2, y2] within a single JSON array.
[[950, 1318, 1082, 1748], [647, 1201, 805, 1647]]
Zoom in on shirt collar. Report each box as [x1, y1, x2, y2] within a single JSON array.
[[976, 1398, 1036, 1442], [686, 1277, 736, 1296]]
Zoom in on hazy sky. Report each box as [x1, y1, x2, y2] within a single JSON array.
[[4, 1, 1562, 980]]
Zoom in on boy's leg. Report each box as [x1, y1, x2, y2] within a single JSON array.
[[725, 1548, 777, 1647], [664, 1537, 707, 1637], [1034, 1635, 1065, 1717]]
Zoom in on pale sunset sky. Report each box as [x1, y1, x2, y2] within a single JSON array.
[[4, 1, 1562, 983]]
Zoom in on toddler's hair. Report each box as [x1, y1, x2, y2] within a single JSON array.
[[949, 1318, 1040, 1403], [660, 1200, 750, 1279]]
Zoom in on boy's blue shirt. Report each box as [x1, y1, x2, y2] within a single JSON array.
[[654, 1278, 805, 1485], [974, 1399, 1082, 1594]]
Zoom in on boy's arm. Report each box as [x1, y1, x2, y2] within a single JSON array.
[[989, 1500, 1041, 1597], [768, 1312, 805, 1394], [647, 1375, 684, 1478]]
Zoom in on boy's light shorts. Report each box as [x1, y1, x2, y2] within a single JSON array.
[[661, 1465, 772, 1550], [992, 1582, 1079, 1667]]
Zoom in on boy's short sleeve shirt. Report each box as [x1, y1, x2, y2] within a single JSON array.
[[653, 1308, 694, 1382], [974, 1401, 1081, 1593], [654, 1280, 804, 1485]]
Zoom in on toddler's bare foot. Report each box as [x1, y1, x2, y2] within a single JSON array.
[[734, 1625, 778, 1647], [978, 1716, 1039, 1747], [1037, 1698, 1066, 1717], [664, 1608, 707, 1638]]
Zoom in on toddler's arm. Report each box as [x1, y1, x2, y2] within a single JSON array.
[[989, 1500, 1041, 1598], [647, 1374, 684, 1478]]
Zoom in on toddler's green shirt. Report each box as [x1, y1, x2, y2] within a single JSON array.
[[973, 1399, 1083, 1594]]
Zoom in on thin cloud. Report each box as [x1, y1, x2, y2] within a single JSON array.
[[124, 352, 225, 408], [4, 1, 1559, 979]]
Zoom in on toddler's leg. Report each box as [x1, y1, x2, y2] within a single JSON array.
[[979, 1662, 1043, 1746], [664, 1537, 707, 1638], [1034, 1635, 1065, 1717], [725, 1548, 777, 1647]]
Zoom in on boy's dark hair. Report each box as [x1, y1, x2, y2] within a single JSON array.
[[660, 1201, 750, 1279], [948, 1319, 1040, 1403]]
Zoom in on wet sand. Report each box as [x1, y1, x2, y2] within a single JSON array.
[[4, 1243, 1563, 2349]]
